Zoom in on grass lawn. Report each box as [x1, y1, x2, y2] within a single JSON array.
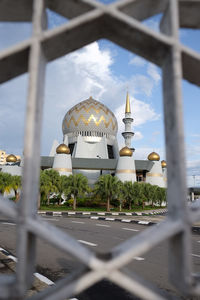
[[39, 205, 166, 212]]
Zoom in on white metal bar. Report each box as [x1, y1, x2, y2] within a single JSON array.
[[15, 0, 47, 297], [109, 219, 183, 270], [26, 217, 103, 269], [0, 196, 17, 220], [109, 270, 168, 300], [161, 0, 193, 294]]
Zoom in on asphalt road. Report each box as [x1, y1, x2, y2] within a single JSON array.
[[0, 216, 199, 299]]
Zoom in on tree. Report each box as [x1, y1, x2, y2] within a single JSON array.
[[11, 175, 21, 202], [43, 169, 60, 205], [0, 172, 12, 195], [117, 181, 125, 212], [94, 174, 119, 212], [140, 183, 154, 209], [64, 173, 89, 210], [56, 175, 69, 205], [132, 182, 143, 207], [156, 187, 166, 207], [123, 181, 136, 210]]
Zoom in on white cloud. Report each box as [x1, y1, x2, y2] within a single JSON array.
[[129, 56, 147, 67], [1, 37, 161, 155], [133, 147, 164, 160], [147, 63, 161, 84], [134, 131, 143, 140]]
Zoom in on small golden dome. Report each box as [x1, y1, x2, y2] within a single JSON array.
[[119, 147, 132, 157], [148, 152, 160, 161], [6, 154, 17, 163], [56, 144, 70, 155], [161, 160, 167, 168]]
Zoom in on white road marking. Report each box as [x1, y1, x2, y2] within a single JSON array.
[[191, 254, 200, 258], [53, 212, 62, 216], [122, 219, 131, 223], [43, 218, 59, 221], [133, 257, 145, 261], [138, 221, 149, 225], [0, 246, 79, 299], [72, 221, 85, 224], [2, 222, 16, 226], [105, 218, 115, 221], [78, 240, 97, 247], [8, 255, 18, 262], [96, 224, 110, 227], [91, 216, 99, 219], [122, 228, 139, 232], [34, 272, 54, 285]]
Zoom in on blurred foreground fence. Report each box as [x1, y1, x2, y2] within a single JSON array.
[[0, 0, 200, 299]]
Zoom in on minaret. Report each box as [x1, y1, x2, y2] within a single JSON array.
[[53, 144, 72, 176], [122, 92, 134, 148]]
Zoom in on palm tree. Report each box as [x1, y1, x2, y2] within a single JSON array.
[[43, 169, 60, 205], [123, 181, 136, 210], [11, 175, 21, 202], [39, 171, 50, 207], [117, 181, 124, 212], [94, 174, 119, 212], [132, 182, 143, 206], [56, 175, 69, 205], [0, 172, 12, 195], [139, 183, 155, 209], [64, 173, 89, 210]]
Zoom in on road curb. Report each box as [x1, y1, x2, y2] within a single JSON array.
[[38, 209, 167, 217], [38, 210, 200, 233]]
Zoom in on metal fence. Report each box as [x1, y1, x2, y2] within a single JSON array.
[[0, 0, 200, 299]]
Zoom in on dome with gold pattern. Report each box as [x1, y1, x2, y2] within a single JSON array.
[[148, 152, 160, 161], [56, 144, 70, 154], [119, 147, 132, 157], [161, 160, 167, 168], [6, 154, 17, 163], [62, 97, 118, 137]]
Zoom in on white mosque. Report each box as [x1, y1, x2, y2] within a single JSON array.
[[0, 94, 167, 187]]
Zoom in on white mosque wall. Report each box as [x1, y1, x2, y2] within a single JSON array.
[[113, 139, 119, 159], [116, 156, 136, 183], [74, 135, 108, 159], [162, 168, 167, 188], [52, 153, 72, 176], [1, 165, 22, 176], [146, 161, 165, 187], [63, 135, 69, 146]]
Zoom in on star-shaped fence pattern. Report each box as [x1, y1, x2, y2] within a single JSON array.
[[0, 0, 200, 299]]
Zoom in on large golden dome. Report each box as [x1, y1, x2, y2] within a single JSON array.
[[56, 144, 70, 154], [148, 152, 160, 161], [119, 147, 132, 157], [6, 154, 17, 163], [161, 160, 167, 168], [62, 97, 118, 137]]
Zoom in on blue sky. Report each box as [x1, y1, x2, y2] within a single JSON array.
[[0, 1, 199, 187]]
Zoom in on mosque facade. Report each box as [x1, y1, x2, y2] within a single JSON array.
[[0, 94, 167, 188]]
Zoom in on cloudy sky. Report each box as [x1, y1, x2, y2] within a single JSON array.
[[0, 1, 200, 187]]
